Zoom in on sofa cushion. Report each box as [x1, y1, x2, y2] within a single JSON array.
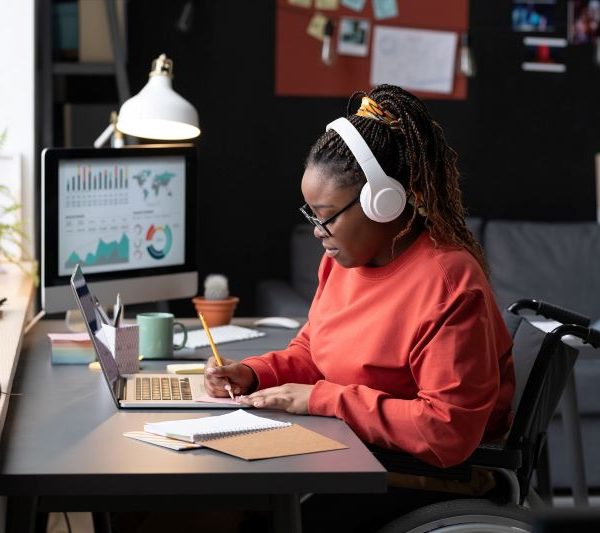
[[255, 279, 313, 317], [485, 221, 600, 321], [465, 216, 483, 244], [547, 417, 600, 489]]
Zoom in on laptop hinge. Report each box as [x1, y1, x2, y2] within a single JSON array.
[[117, 377, 127, 401]]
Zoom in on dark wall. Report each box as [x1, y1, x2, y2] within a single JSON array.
[[127, 0, 599, 316]]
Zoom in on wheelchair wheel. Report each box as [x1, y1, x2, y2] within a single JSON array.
[[377, 498, 533, 533]]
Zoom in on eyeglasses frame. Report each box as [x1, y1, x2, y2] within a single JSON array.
[[299, 195, 360, 236]]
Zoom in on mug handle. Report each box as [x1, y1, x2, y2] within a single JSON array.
[[173, 322, 188, 350]]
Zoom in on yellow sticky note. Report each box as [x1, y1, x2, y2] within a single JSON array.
[[289, 0, 312, 7], [307, 13, 329, 41], [166, 363, 205, 374], [315, 0, 339, 9]]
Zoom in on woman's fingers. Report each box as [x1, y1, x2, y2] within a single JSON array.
[[239, 384, 312, 414], [242, 386, 289, 409], [204, 359, 257, 397]]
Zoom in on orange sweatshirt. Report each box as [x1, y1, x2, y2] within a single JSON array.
[[242, 232, 515, 467]]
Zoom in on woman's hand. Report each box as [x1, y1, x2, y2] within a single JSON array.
[[239, 383, 314, 414], [204, 358, 257, 397]]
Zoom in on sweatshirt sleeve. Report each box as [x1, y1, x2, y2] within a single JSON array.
[[308, 289, 503, 468], [241, 321, 325, 389]]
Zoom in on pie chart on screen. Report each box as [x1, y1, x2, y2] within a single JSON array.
[[146, 224, 173, 260]]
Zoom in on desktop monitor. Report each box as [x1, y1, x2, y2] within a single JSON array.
[[41, 145, 198, 314]]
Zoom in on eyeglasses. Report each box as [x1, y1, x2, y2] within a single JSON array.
[[299, 195, 360, 236]]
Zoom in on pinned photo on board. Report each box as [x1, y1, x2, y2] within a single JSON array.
[[337, 17, 370, 57], [568, 0, 600, 44], [521, 36, 567, 72], [512, 1, 556, 32]]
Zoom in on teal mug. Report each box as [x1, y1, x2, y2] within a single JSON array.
[[137, 312, 188, 359]]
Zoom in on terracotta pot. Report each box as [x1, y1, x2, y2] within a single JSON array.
[[191, 296, 239, 327]]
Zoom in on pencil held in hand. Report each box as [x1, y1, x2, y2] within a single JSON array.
[[198, 312, 235, 400]]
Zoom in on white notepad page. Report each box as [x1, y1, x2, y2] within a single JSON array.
[[174, 325, 265, 349], [143, 410, 291, 443]]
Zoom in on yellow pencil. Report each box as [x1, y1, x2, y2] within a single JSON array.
[[198, 312, 234, 400]]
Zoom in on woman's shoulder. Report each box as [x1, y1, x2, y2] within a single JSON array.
[[415, 235, 490, 295]]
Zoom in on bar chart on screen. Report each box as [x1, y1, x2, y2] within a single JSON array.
[[57, 156, 186, 277]]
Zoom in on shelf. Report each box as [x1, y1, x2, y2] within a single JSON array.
[[53, 62, 116, 76], [0, 263, 36, 435]]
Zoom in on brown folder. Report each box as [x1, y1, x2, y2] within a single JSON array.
[[198, 423, 348, 460]]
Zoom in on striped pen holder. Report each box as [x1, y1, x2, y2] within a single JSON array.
[[100, 323, 140, 374]]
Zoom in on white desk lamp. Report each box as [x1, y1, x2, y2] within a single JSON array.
[[94, 53, 200, 148]]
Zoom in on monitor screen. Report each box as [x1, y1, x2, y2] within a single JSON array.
[[42, 146, 198, 314]]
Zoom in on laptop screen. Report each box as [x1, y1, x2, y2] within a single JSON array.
[[70, 265, 121, 404]]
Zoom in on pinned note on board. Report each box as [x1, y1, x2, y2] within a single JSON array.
[[315, 0, 339, 9], [289, 0, 312, 7], [371, 26, 458, 94], [341, 0, 366, 11], [338, 18, 371, 56], [373, 0, 398, 20], [307, 13, 330, 40]]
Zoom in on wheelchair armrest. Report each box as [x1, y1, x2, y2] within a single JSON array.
[[367, 446, 472, 481], [368, 443, 522, 481], [468, 442, 522, 471]]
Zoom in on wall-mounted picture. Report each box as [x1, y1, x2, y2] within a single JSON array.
[[512, 1, 556, 32], [568, 0, 600, 44], [522, 36, 567, 72], [337, 17, 370, 57]]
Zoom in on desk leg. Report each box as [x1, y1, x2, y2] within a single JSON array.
[[6, 496, 37, 533], [271, 494, 301, 533]]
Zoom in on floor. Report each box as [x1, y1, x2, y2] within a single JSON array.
[[44, 495, 600, 532], [46, 511, 270, 533]]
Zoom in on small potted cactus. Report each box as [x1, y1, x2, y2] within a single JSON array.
[[191, 274, 239, 327]]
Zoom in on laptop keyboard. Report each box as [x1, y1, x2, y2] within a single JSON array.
[[135, 377, 193, 401]]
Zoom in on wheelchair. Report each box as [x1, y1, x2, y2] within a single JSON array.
[[369, 299, 600, 533]]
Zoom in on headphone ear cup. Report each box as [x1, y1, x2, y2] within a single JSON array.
[[359, 182, 376, 221], [360, 180, 407, 223]]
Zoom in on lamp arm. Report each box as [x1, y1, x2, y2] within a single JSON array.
[[94, 123, 116, 148]]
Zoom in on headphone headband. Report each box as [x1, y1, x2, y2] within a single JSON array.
[[325, 117, 407, 223], [326, 118, 390, 190]]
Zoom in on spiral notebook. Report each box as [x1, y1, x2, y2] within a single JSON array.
[[140, 410, 348, 460]]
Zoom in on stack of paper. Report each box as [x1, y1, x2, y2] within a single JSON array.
[[125, 410, 348, 460], [47, 332, 95, 364]]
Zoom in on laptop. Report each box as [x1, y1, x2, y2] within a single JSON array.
[[70, 264, 237, 409]]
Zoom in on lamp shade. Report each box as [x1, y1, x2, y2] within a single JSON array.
[[116, 54, 200, 140]]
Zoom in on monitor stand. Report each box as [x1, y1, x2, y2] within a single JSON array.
[[65, 309, 88, 333]]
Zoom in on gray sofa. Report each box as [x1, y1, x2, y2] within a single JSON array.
[[255, 220, 600, 490]]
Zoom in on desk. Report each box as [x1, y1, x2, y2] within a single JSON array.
[[0, 320, 386, 533]]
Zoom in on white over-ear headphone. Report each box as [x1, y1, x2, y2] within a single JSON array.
[[326, 117, 407, 223]]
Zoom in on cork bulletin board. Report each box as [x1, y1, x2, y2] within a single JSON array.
[[275, 0, 469, 99]]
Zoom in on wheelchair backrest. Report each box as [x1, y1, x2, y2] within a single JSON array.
[[503, 311, 578, 488]]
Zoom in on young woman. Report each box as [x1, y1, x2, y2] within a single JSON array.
[[205, 83, 514, 474]]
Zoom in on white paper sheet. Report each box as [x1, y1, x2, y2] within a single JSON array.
[[370, 26, 458, 95], [144, 410, 291, 443]]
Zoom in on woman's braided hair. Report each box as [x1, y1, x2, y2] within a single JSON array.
[[306, 84, 488, 275]]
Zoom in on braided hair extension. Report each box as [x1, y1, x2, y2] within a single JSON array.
[[306, 84, 488, 275]]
